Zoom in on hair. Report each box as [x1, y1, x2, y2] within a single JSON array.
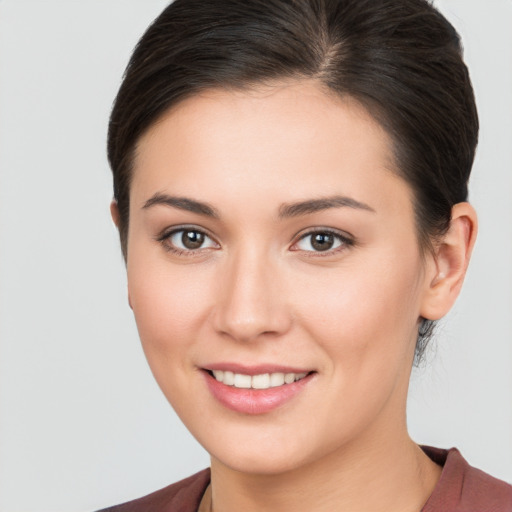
[[107, 0, 478, 362]]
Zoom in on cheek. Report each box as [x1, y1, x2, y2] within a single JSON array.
[[126, 255, 214, 370], [126, 258, 220, 419], [280, 251, 424, 448], [293, 249, 423, 371]]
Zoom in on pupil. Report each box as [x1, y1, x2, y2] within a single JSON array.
[[182, 230, 204, 249], [312, 233, 333, 251]]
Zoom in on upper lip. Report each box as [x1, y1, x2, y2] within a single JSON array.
[[203, 363, 314, 376]]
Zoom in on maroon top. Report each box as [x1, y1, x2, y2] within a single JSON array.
[[98, 447, 512, 511], [421, 446, 512, 511]]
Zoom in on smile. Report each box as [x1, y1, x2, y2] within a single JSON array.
[[203, 366, 315, 414], [211, 370, 308, 389]]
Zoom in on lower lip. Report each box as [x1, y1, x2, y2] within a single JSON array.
[[203, 371, 314, 415]]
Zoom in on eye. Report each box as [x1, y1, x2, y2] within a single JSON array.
[[293, 230, 352, 253], [160, 228, 218, 253]]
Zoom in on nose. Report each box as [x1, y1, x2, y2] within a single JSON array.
[[212, 250, 292, 343]]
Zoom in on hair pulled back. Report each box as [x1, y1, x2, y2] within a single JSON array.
[[108, 0, 478, 361]]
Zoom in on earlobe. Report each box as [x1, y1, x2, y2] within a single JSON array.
[[110, 199, 121, 229], [420, 202, 478, 321]]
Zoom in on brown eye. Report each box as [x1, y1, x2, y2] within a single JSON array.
[[311, 233, 334, 251], [165, 228, 217, 252], [182, 230, 205, 249], [294, 230, 349, 253]]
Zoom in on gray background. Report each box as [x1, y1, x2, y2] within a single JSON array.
[[0, 1, 511, 511]]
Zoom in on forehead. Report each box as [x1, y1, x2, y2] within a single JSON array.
[[131, 80, 409, 213]]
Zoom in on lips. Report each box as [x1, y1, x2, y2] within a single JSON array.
[[202, 364, 315, 414]]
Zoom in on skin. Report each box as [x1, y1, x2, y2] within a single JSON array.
[[112, 80, 477, 511]]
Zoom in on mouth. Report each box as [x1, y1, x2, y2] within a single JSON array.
[[206, 369, 310, 390], [202, 365, 316, 414]]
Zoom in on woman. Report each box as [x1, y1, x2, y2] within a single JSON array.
[[100, 0, 512, 510]]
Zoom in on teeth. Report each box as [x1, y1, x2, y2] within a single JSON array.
[[270, 372, 285, 387], [212, 370, 224, 381], [284, 373, 295, 384], [252, 373, 270, 389], [223, 371, 235, 385], [234, 373, 252, 388], [211, 370, 308, 389]]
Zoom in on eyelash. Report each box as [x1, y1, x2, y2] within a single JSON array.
[[291, 229, 354, 257], [156, 227, 354, 257], [156, 226, 219, 257]]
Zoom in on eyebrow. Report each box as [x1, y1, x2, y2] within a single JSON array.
[[143, 193, 220, 218], [142, 193, 375, 219], [278, 195, 375, 218]]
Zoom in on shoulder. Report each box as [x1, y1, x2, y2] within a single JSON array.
[[96, 468, 211, 512], [422, 446, 512, 512]]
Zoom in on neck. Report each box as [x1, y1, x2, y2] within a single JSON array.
[[209, 426, 441, 512]]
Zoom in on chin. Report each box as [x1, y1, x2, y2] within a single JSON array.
[[197, 421, 341, 477], [212, 447, 312, 476]]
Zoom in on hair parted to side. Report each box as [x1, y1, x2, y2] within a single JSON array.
[[107, 0, 478, 362]]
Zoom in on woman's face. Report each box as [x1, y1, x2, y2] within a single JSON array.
[[126, 81, 434, 475]]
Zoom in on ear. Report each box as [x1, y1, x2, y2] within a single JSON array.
[[110, 199, 132, 309], [110, 199, 121, 229], [420, 202, 478, 321]]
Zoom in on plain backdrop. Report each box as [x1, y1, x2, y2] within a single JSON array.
[[0, 1, 511, 511]]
